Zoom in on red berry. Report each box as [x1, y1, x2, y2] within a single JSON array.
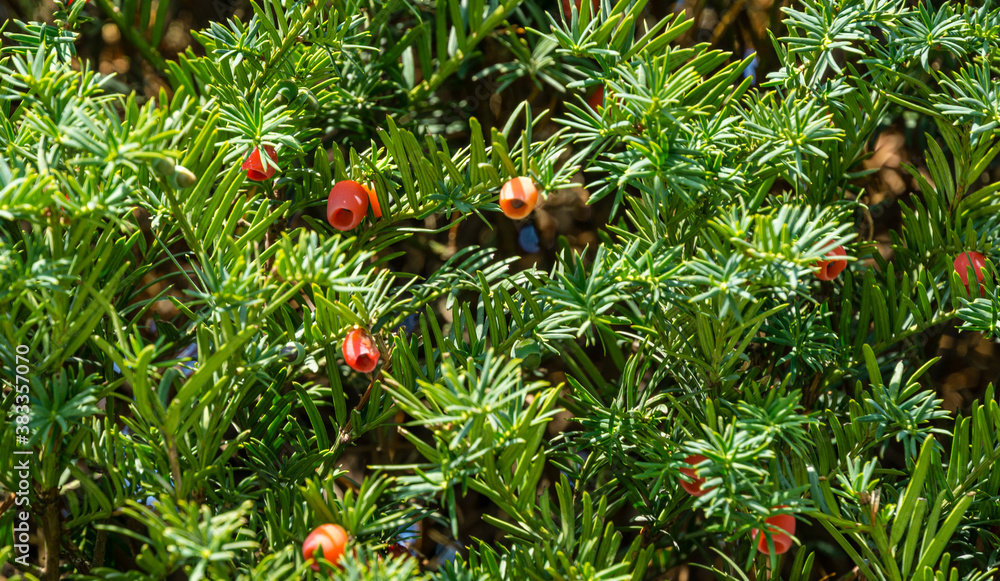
[[587, 86, 605, 110], [303, 524, 348, 571], [327, 180, 370, 231], [814, 245, 847, 281], [499, 177, 538, 220], [752, 507, 796, 555], [365, 182, 382, 218], [679, 454, 714, 497], [241, 145, 278, 182], [386, 543, 412, 559], [343, 328, 379, 373], [953, 251, 988, 292]]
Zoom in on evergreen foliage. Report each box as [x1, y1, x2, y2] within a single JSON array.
[[2, 0, 1000, 579]]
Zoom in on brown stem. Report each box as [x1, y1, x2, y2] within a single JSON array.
[[93, 523, 107, 568], [0, 492, 14, 516], [338, 379, 375, 445], [166, 433, 184, 497], [60, 536, 90, 575], [43, 487, 61, 581], [802, 371, 823, 410]]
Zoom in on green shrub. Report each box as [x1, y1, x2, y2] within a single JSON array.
[[2, 0, 1000, 579]]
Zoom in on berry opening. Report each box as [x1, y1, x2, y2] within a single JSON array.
[[355, 354, 373, 371], [332, 209, 354, 229], [509, 199, 525, 209]]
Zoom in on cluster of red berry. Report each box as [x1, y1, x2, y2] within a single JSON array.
[[240, 148, 990, 562], [327, 180, 379, 231], [812, 244, 990, 293], [241, 148, 384, 374], [242, 147, 536, 226], [240, 151, 546, 377], [241, 146, 379, 230], [679, 455, 797, 555], [677, 250, 990, 556]]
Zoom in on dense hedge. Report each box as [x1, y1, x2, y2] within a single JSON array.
[[2, 1, 1000, 580]]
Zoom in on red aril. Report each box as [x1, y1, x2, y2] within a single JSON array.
[[499, 177, 538, 220], [587, 86, 605, 110], [302, 524, 348, 571], [678, 454, 714, 497], [343, 328, 379, 373], [241, 145, 278, 181], [365, 182, 382, 218], [752, 507, 796, 555], [954, 251, 988, 293], [814, 245, 847, 281], [327, 180, 370, 231]]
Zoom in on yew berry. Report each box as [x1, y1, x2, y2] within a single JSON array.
[[169, 166, 197, 189], [152, 157, 175, 177], [343, 328, 379, 373], [242, 145, 278, 182], [954, 251, 988, 292], [679, 454, 714, 497], [275, 81, 298, 106], [303, 524, 348, 571], [365, 182, 382, 218], [752, 507, 796, 555], [327, 180, 370, 230], [386, 543, 412, 559], [587, 86, 605, 110], [499, 177, 539, 220], [814, 245, 847, 281], [297, 89, 320, 112]]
